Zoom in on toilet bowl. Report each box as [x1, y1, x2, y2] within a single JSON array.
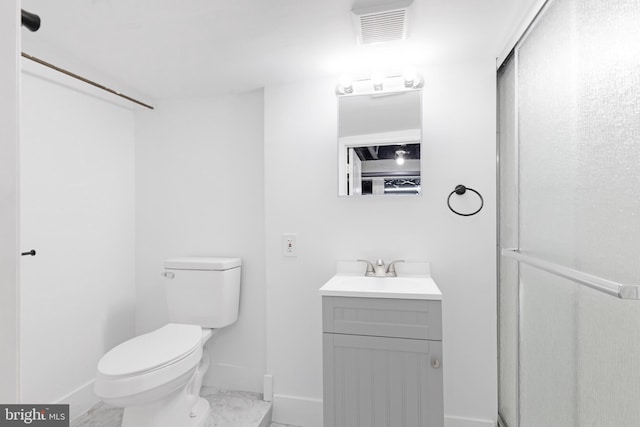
[[94, 257, 241, 427], [95, 324, 216, 427]]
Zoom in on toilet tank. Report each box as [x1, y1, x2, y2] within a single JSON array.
[[162, 257, 241, 328]]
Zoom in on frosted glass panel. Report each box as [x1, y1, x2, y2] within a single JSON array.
[[498, 258, 518, 426], [520, 266, 577, 426], [518, 0, 579, 268], [497, 57, 517, 427], [513, 0, 640, 426], [519, 0, 640, 283], [520, 266, 640, 427], [498, 58, 517, 249], [575, 283, 640, 425]]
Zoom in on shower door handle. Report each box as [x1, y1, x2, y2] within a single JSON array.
[[21, 249, 36, 256], [501, 249, 640, 300]]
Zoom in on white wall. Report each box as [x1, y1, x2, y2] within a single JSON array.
[[134, 91, 266, 393], [0, 0, 20, 404], [15, 56, 498, 427], [264, 60, 498, 427], [19, 68, 136, 417]]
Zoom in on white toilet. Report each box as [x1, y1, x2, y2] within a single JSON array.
[[94, 257, 241, 427]]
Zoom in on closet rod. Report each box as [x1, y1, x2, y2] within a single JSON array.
[[21, 52, 154, 110]]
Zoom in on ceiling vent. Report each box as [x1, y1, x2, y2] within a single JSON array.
[[352, 0, 413, 46]]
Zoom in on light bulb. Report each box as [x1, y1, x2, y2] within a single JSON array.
[[371, 71, 384, 91], [338, 74, 353, 94], [403, 67, 417, 87], [395, 148, 408, 165]]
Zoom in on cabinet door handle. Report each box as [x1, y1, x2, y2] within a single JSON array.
[[431, 358, 441, 369]]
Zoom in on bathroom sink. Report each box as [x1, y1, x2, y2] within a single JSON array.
[[319, 274, 441, 300]]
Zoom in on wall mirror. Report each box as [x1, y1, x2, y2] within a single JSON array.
[[338, 89, 422, 196]]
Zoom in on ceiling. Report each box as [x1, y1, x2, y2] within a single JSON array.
[[20, 0, 538, 101]]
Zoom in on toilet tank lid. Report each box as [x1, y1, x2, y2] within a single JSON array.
[[164, 257, 241, 271]]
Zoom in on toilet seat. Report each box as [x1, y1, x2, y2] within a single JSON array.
[[99, 324, 203, 377], [95, 323, 205, 401]]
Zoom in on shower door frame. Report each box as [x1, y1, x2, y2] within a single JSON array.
[[496, 49, 519, 427], [496, 2, 551, 426]]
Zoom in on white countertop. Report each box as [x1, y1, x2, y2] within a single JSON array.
[[319, 261, 442, 300]]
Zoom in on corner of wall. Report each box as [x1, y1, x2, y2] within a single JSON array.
[[0, 0, 20, 403]]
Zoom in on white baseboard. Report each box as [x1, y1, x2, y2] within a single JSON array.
[[446, 414, 496, 427], [54, 379, 99, 422], [271, 394, 323, 427], [269, 396, 495, 427], [203, 361, 264, 395]]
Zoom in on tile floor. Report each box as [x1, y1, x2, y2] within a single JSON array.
[[71, 387, 300, 427]]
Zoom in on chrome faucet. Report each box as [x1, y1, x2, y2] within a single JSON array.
[[357, 259, 405, 277], [386, 259, 405, 277]]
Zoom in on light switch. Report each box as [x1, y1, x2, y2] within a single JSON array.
[[282, 233, 297, 257]]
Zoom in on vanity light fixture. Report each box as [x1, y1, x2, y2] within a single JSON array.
[[335, 69, 423, 95]]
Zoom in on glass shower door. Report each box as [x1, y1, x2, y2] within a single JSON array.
[[498, 0, 640, 426]]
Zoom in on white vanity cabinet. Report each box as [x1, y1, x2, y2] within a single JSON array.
[[322, 296, 444, 427]]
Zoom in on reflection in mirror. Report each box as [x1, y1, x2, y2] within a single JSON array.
[[347, 143, 420, 195], [338, 90, 422, 196]]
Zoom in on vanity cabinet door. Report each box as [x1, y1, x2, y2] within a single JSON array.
[[323, 333, 444, 427]]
